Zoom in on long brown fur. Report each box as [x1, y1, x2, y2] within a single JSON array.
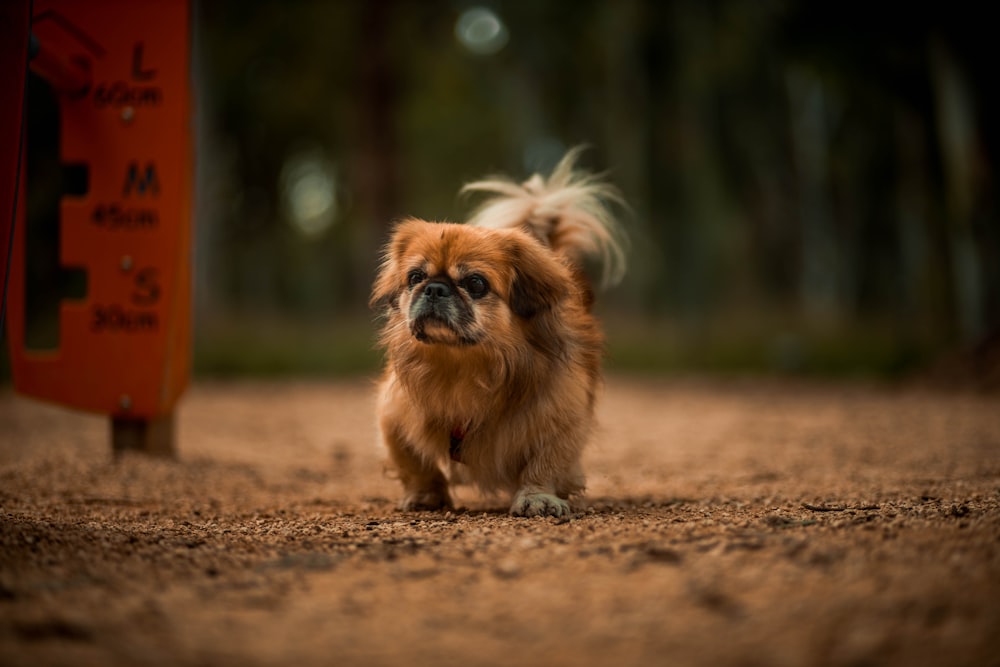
[[371, 149, 625, 517]]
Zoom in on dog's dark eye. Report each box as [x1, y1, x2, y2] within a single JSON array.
[[407, 269, 426, 288], [463, 274, 489, 299]]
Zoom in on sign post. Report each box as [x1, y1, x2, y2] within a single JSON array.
[[5, 0, 193, 456]]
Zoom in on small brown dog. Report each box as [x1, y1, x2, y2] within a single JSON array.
[[370, 148, 626, 517]]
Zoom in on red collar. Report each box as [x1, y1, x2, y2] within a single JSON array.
[[449, 425, 466, 463]]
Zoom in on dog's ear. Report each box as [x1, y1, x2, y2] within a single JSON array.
[[506, 234, 570, 319], [370, 218, 426, 311]]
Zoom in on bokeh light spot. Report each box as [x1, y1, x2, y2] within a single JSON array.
[[280, 149, 337, 239], [455, 7, 509, 56]]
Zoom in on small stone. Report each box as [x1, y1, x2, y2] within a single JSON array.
[[494, 558, 521, 579]]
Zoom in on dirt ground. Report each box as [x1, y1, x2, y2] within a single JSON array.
[[1, 375, 998, 667]]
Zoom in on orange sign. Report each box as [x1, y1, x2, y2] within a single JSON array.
[[6, 0, 192, 420]]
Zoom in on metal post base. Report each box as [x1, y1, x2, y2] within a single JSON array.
[[112, 414, 176, 458]]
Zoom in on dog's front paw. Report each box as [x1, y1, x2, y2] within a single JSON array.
[[510, 490, 570, 518], [401, 489, 453, 512]]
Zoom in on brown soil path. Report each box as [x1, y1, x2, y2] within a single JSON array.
[[1, 377, 998, 666]]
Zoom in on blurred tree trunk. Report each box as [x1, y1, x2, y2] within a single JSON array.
[[893, 105, 938, 343], [601, 0, 657, 313], [352, 0, 400, 289], [786, 69, 841, 324], [930, 38, 988, 344]]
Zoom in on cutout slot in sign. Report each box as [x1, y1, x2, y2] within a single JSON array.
[[24, 72, 89, 351]]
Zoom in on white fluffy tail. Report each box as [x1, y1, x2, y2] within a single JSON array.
[[461, 147, 627, 289]]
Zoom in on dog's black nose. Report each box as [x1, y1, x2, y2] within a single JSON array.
[[423, 281, 452, 300]]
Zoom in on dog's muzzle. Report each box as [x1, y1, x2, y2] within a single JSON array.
[[409, 280, 479, 345], [411, 281, 458, 339], [413, 281, 456, 321]]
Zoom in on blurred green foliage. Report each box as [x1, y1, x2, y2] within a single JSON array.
[[5, 0, 998, 379]]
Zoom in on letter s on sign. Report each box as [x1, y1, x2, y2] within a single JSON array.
[[131, 268, 161, 306]]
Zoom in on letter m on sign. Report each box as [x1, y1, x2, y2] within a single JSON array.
[[123, 162, 160, 197]]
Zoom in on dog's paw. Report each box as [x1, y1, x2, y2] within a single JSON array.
[[510, 490, 570, 518], [401, 489, 453, 512]]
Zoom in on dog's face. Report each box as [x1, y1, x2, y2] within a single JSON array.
[[371, 219, 571, 349]]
